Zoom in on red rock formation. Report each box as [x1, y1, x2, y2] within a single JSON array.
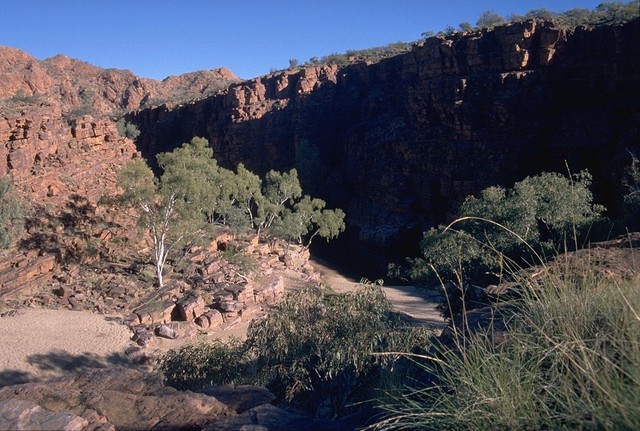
[[0, 113, 140, 299], [0, 114, 138, 204], [0, 45, 240, 118], [128, 19, 640, 258]]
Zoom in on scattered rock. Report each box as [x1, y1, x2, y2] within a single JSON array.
[[195, 309, 224, 329], [155, 324, 177, 339], [133, 300, 175, 325]]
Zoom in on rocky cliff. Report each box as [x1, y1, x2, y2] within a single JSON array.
[[0, 46, 240, 118], [128, 19, 640, 262]]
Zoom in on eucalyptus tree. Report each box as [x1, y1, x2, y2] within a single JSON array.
[[116, 155, 206, 288]]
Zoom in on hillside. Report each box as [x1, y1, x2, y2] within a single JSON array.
[[0, 46, 240, 118]]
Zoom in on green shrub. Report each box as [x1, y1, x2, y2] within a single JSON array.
[[246, 283, 433, 417], [158, 282, 434, 418], [375, 253, 640, 430], [115, 118, 141, 140], [0, 177, 26, 248], [158, 338, 249, 390], [395, 170, 605, 288]]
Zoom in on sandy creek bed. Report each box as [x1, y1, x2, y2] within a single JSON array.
[[0, 258, 445, 387]]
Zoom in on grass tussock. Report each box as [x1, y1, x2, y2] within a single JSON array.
[[374, 251, 640, 430]]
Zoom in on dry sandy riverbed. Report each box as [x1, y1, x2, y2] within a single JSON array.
[[0, 308, 133, 386], [0, 258, 445, 387]]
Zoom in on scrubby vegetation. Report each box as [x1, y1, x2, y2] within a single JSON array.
[[389, 170, 606, 316], [374, 161, 640, 428], [294, 2, 639, 69], [447, 1, 640, 34], [157, 162, 640, 427], [0, 176, 26, 248], [159, 281, 434, 418], [115, 118, 141, 140], [374, 247, 640, 430]]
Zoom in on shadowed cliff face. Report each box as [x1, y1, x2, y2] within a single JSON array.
[[128, 19, 640, 263]]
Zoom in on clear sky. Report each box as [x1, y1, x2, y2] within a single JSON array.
[[1, 0, 606, 80]]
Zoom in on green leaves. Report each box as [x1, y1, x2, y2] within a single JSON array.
[[402, 170, 606, 287], [113, 136, 346, 285], [0, 176, 26, 248], [244, 283, 433, 416]]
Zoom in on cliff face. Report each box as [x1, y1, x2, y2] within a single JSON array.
[[129, 19, 640, 256], [0, 46, 240, 118], [0, 114, 138, 205]]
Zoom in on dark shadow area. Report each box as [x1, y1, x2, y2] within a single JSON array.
[[0, 369, 36, 387], [19, 194, 120, 264], [26, 349, 134, 375]]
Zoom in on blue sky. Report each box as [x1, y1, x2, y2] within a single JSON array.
[[2, 1, 605, 80]]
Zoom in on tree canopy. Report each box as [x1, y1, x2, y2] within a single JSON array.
[[113, 137, 346, 286], [391, 170, 606, 287]]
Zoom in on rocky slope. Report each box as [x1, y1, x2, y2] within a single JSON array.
[[128, 19, 640, 262], [0, 46, 240, 118]]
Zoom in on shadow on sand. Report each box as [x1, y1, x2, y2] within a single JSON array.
[[0, 350, 136, 388]]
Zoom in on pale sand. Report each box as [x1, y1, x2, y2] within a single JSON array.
[[0, 308, 133, 386], [310, 257, 447, 331]]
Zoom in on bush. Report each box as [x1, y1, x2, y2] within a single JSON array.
[[115, 118, 141, 140], [158, 338, 249, 390], [158, 282, 434, 418], [397, 170, 605, 288], [374, 251, 640, 430], [246, 283, 431, 417], [0, 177, 26, 248]]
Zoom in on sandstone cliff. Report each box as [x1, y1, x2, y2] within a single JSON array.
[[128, 19, 640, 260], [0, 46, 240, 118]]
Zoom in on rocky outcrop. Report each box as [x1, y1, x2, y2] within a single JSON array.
[[0, 114, 139, 298], [0, 114, 138, 203], [128, 19, 640, 261], [0, 46, 240, 118], [0, 367, 353, 431]]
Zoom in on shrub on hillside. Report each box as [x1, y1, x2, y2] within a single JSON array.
[[0, 177, 26, 248], [115, 118, 141, 140]]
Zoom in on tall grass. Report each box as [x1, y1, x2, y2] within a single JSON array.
[[373, 247, 640, 430]]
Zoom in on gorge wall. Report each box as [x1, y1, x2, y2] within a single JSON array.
[[128, 19, 640, 264]]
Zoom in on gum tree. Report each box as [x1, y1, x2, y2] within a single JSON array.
[[116, 157, 203, 288]]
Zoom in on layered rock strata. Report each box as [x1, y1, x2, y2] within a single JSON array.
[[129, 19, 640, 257]]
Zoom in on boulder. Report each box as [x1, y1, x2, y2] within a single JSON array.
[[155, 324, 177, 339], [0, 399, 91, 431], [195, 309, 224, 329], [0, 367, 233, 431], [133, 300, 175, 325], [176, 295, 206, 322]]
